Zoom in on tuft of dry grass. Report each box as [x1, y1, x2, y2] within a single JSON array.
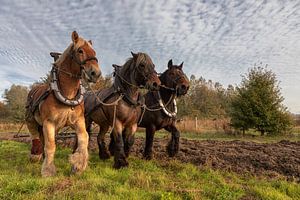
[[176, 118, 231, 133], [0, 122, 28, 133]]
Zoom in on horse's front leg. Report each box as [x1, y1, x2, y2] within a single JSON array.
[[73, 119, 92, 153], [112, 120, 128, 169], [97, 125, 110, 160], [165, 124, 180, 157], [41, 121, 56, 177], [123, 124, 137, 158], [108, 132, 115, 156], [70, 117, 89, 174], [143, 125, 156, 160]]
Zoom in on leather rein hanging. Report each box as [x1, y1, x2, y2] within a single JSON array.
[[50, 48, 98, 106]]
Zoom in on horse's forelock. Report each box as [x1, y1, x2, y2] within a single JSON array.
[[54, 38, 94, 66], [136, 53, 153, 68]]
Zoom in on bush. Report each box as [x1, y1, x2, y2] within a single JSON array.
[[230, 65, 293, 135]]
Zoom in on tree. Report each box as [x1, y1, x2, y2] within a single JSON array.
[[177, 75, 233, 118], [90, 75, 112, 90], [230, 65, 293, 135], [3, 84, 29, 122], [0, 101, 8, 121]]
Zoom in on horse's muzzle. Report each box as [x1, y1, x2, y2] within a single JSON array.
[[146, 81, 160, 91], [177, 84, 189, 96], [84, 69, 101, 83]]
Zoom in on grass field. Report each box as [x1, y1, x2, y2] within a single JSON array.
[[0, 140, 299, 200]]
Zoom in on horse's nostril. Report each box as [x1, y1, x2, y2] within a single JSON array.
[[91, 71, 96, 76]]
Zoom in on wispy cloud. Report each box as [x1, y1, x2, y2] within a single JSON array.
[[0, 0, 299, 112]]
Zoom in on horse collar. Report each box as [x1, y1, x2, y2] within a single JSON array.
[[157, 91, 177, 118], [50, 67, 85, 106]]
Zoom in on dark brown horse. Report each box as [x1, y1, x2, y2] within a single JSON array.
[[109, 60, 189, 159], [84, 52, 161, 168], [26, 31, 101, 177], [139, 60, 189, 159]]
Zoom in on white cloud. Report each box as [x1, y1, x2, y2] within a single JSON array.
[[0, 0, 299, 112]]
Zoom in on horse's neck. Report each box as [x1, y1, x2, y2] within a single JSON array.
[[159, 87, 175, 105], [57, 56, 81, 99], [159, 73, 175, 105], [116, 68, 139, 100]]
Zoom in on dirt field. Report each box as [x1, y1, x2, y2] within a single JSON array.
[[1, 132, 299, 182]]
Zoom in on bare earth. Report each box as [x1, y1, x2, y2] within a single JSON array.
[[1, 132, 299, 181]]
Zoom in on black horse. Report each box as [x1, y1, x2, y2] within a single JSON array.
[[108, 59, 189, 159]]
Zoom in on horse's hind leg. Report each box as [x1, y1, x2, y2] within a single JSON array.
[[70, 117, 89, 174], [27, 120, 43, 163], [165, 124, 180, 157], [41, 121, 57, 177], [97, 125, 110, 160]]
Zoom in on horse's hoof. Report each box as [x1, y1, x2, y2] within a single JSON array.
[[167, 144, 179, 157], [69, 151, 88, 174], [71, 165, 83, 175], [30, 154, 43, 163], [143, 153, 153, 160], [124, 151, 130, 158], [99, 151, 111, 160], [41, 162, 56, 177], [113, 158, 129, 169]]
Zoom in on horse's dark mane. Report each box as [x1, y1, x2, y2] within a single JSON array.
[[158, 70, 169, 85], [114, 52, 153, 90]]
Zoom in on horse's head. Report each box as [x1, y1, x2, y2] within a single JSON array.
[[70, 31, 101, 83], [130, 52, 161, 90], [160, 59, 189, 96]]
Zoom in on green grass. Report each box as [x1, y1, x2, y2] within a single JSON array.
[[0, 141, 299, 200]]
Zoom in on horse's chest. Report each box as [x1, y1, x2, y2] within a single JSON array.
[[55, 109, 79, 127], [156, 117, 174, 129], [118, 106, 139, 124]]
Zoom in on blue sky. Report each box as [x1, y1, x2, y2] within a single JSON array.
[[0, 0, 299, 113]]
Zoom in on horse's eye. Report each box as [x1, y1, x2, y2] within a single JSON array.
[[78, 49, 83, 54]]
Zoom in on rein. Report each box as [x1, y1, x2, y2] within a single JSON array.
[[143, 91, 177, 118], [114, 72, 144, 89], [86, 83, 124, 130]]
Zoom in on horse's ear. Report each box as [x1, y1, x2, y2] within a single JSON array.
[[168, 59, 173, 69], [72, 31, 79, 43], [88, 40, 93, 45], [131, 51, 138, 59], [179, 62, 184, 69]]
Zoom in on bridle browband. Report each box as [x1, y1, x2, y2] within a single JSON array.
[[69, 51, 98, 68]]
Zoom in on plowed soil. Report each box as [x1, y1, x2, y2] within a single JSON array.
[[1, 132, 299, 181]]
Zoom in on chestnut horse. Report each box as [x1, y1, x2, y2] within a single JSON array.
[[108, 60, 189, 159], [25, 31, 101, 177], [83, 52, 161, 168]]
